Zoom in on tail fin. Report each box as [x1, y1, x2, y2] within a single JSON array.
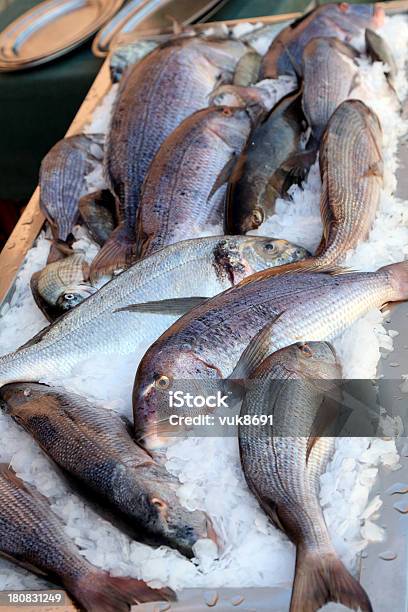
[[379, 260, 408, 302], [290, 549, 372, 612], [70, 572, 175, 612], [47, 240, 73, 264], [90, 224, 137, 280]]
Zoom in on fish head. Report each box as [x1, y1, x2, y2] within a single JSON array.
[[136, 468, 218, 558], [288, 341, 341, 380], [133, 347, 220, 450], [241, 236, 310, 272], [56, 284, 96, 311], [0, 382, 49, 416]]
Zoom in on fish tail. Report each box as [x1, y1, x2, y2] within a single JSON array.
[[290, 548, 372, 612], [69, 572, 175, 612], [90, 224, 137, 280], [47, 240, 73, 264], [380, 260, 408, 301]]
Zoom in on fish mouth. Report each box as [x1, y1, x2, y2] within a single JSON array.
[[137, 420, 183, 450]]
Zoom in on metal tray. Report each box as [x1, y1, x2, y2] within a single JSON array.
[[0, 4, 407, 610], [92, 0, 229, 57], [0, 0, 124, 71]]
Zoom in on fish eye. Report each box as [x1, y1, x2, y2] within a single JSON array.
[[264, 242, 275, 251], [64, 293, 76, 301], [155, 375, 170, 390], [299, 344, 313, 358], [152, 497, 168, 520]]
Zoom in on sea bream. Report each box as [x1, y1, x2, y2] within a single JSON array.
[[239, 342, 372, 612], [0, 235, 308, 387], [301, 37, 359, 144], [247, 99, 383, 277], [30, 254, 96, 322], [0, 465, 174, 611], [39, 134, 104, 263], [0, 383, 215, 558], [131, 261, 408, 448], [136, 106, 253, 259], [91, 35, 248, 277], [260, 3, 384, 79]]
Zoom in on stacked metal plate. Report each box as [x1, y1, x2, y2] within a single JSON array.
[[0, 0, 124, 71]]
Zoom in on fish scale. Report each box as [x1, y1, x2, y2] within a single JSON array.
[[302, 37, 359, 142], [136, 106, 252, 259], [93, 36, 248, 276], [239, 343, 372, 612], [132, 262, 408, 448], [0, 236, 307, 387]]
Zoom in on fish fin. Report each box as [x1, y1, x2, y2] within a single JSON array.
[[47, 240, 74, 264], [364, 160, 384, 178], [207, 156, 237, 202], [0, 464, 24, 488], [290, 548, 372, 612], [229, 313, 285, 380], [30, 272, 59, 323], [69, 573, 175, 612], [236, 262, 350, 286], [114, 297, 208, 316], [90, 224, 136, 280], [280, 148, 317, 192]]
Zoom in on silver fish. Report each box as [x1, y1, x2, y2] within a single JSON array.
[[0, 235, 309, 387], [92, 36, 248, 277], [239, 341, 372, 612], [136, 106, 253, 259], [132, 261, 408, 448], [1, 383, 215, 558], [39, 134, 104, 263], [0, 465, 174, 611], [30, 254, 96, 322]]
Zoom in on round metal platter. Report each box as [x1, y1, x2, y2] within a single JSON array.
[[92, 0, 228, 57], [0, 0, 124, 72]]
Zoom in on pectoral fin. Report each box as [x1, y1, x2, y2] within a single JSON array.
[[114, 297, 208, 316]]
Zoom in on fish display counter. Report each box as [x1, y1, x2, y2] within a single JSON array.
[[0, 2, 408, 611]]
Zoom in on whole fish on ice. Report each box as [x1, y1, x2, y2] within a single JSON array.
[[0, 465, 174, 611], [260, 3, 384, 79], [0, 383, 215, 558], [239, 341, 372, 612], [39, 134, 104, 263], [136, 106, 253, 259], [225, 89, 307, 234], [251, 99, 383, 277], [30, 254, 96, 322], [132, 261, 408, 448], [92, 35, 248, 277], [0, 235, 308, 387]]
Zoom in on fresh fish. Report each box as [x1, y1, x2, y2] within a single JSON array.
[[132, 260, 408, 448], [260, 3, 384, 79], [0, 235, 308, 387], [250, 99, 383, 277], [30, 254, 96, 322], [233, 49, 262, 86], [365, 28, 398, 89], [136, 106, 253, 259], [302, 37, 359, 143], [0, 383, 214, 558], [0, 465, 174, 611], [239, 342, 372, 612], [225, 89, 308, 234], [39, 134, 104, 263], [92, 36, 248, 278], [79, 189, 117, 246], [109, 39, 159, 83]]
